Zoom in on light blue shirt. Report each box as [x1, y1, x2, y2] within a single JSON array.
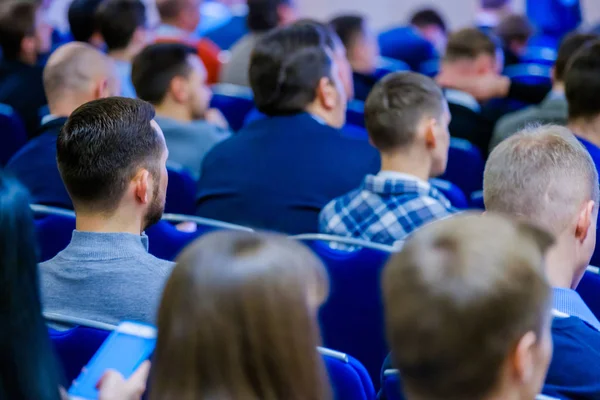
[[114, 59, 136, 99], [553, 287, 600, 331]]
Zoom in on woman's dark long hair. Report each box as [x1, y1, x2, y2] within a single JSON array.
[[0, 173, 62, 400]]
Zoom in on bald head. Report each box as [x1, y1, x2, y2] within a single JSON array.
[[43, 42, 119, 112], [484, 125, 599, 235]]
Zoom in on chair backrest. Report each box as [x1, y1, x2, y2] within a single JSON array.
[[521, 46, 557, 66], [429, 178, 468, 209], [440, 137, 485, 197], [320, 347, 376, 400], [209, 83, 255, 131], [503, 64, 552, 86], [419, 59, 440, 77], [576, 267, 600, 321], [165, 162, 197, 215], [0, 103, 27, 166], [469, 190, 485, 210], [45, 313, 116, 384], [382, 369, 405, 400], [32, 204, 76, 262], [292, 234, 395, 388], [347, 100, 366, 128], [375, 57, 410, 79]]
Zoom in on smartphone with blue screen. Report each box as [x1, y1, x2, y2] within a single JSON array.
[[68, 321, 157, 400]]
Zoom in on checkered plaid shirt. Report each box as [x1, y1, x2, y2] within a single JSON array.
[[319, 172, 456, 246]]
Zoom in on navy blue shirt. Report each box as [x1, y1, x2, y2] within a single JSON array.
[[196, 112, 380, 234], [6, 117, 72, 209]]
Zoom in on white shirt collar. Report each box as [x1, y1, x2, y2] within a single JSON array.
[[377, 171, 429, 186]]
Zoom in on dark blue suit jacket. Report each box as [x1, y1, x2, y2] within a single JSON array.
[[6, 117, 72, 209], [196, 112, 380, 234]]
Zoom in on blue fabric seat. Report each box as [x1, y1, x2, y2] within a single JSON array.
[[347, 100, 366, 128], [32, 205, 76, 263], [419, 59, 440, 77], [378, 26, 438, 71], [0, 103, 27, 166], [209, 84, 255, 131], [321, 347, 376, 400], [504, 64, 552, 87], [382, 369, 405, 400], [165, 162, 197, 215], [429, 178, 468, 209], [293, 234, 394, 388], [374, 57, 410, 79], [469, 190, 485, 210], [521, 46, 557, 66], [440, 138, 485, 197], [576, 268, 600, 322]]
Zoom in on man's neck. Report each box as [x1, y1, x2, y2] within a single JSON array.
[[380, 151, 432, 182], [350, 60, 375, 76], [436, 63, 478, 88], [155, 102, 193, 123], [551, 81, 565, 95], [108, 47, 137, 63], [304, 104, 343, 129], [545, 238, 580, 289], [75, 212, 143, 235], [162, 20, 192, 35], [568, 116, 600, 148]]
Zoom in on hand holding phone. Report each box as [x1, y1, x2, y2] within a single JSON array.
[[97, 361, 151, 400]]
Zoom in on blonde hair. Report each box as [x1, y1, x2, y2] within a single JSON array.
[[484, 124, 599, 235]]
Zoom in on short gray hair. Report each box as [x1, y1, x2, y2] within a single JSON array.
[[484, 125, 599, 235]]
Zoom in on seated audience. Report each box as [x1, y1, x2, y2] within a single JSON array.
[[491, 33, 597, 152], [320, 72, 454, 246], [485, 125, 600, 398], [384, 213, 553, 400], [6, 43, 119, 210], [436, 28, 501, 152], [0, 0, 52, 137], [476, 0, 513, 32], [220, 0, 297, 87], [196, 23, 380, 234], [68, 0, 105, 47], [40, 97, 174, 326], [204, 0, 249, 50], [150, 230, 331, 399], [132, 43, 231, 180], [495, 14, 533, 66], [409, 8, 447, 54], [96, 0, 150, 98], [565, 40, 600, 170], [155, 0, 222, 84], [0, 172, 146, 400], [330, 14, 380, 102]]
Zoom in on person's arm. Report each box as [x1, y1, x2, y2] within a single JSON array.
[[506, 81, 552, 105]]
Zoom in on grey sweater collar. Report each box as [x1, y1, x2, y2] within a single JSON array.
[[58, 231, 150, 261]]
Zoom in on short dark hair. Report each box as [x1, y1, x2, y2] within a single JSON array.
[[96, 0, 146, 51], [554, 32, 598, 82], [0, 0, 39, 60], [410, 8, 446, 33], [247, 0, 290, 32], [444, 28, 498, 62], [495, 14, 533, 46], [329, 15, 365, 50], [250, 23, 335, 116], [57, 97, 164, 212], [68, 0, 104, 42], [365, 72, 445, 152], [384, 213, 553, 400], [565, 40, 600, 121], [132, 43, 196, 105]]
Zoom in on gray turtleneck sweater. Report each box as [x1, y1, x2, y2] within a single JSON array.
[[39, 231, 175, 326]]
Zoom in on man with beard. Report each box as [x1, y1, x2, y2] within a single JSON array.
[[40, 97, 174, 326]]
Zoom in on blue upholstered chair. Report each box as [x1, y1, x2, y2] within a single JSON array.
[[165, 162, 197, 215], [521, 47, 557, 66], [429, 178, 468, 209], [382, 369, 405, 400], [321, 347, 376, 400], [469, 190, 485, 210], [347, 100, 366, 128], [0, 103, 27, 166], [45, 313, 115, 384], [440, 138, 485, 197], [576, 267, 600, 321], [419, 59, 440, 77], [209, 84, 255, 131], [31, 204, 76, 262], [374, 57, 410, 79], [292, 234, 396, 388], [504, 64, 552, 87]]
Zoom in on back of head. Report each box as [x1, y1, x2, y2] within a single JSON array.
[[249, 23, 337, 116], [484, 125, 599, 236], [329, 14, 364, 51], [0, 0, 39, 60], [384, 213, 553, 400], [565, 40, 600, 121], [43, 42, 118, 111], [494, 14, 533, 46], [151, 231, 330, 400], [132, 43, 196, 105], [57, 97, 164, 214], [365, 71, 445, 152], [554, 33, 597, 83], [247, 0, 291, 33], [0, 173, 62, 400], [68, 0, 104, 43], [444, 28, 498, 63], [95, 0, 146, 52], [409, 8, 447, 33]]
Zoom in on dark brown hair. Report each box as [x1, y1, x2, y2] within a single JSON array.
[[0, 0, 39, 60], [565, 40, 600, 121], [384, 213, 553, 400], [444, 28, 498, 62], [555, 33, 597, 82], [150, 231, 331, 400], [495, 14, 533, 46], [365, 71, 445, 152]]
